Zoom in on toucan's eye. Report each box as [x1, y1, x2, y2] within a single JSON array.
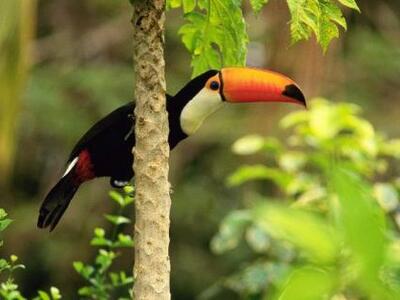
[[210, 81, 219, 90]]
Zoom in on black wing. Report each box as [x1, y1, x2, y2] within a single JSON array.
[[68, 102, 134, 162]]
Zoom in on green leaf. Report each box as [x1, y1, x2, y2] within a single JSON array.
[[179, 0, 248, 76], [210, 210, 251, 254], [0, 219, 12, 231], [0, 258, 10, 271], [227, 165, 293, 188], [276, 267, 336, 300], [73, 261, 84, 273], [231, 134, 265, 155], [167, 0, 182, 9], [105, 214, 131, 225], [182, 0, 196, 13], [286, 0, 358, 51], [113, 233, 134, 248], [37, 291, 51, 300], [250, 0, 269, 14], [50, 287, 61, 299], [123, 185, 134, 194], [278, 151, 307, 173], [337, 0, 360, 11], [109, 191, 125, 207], [0, 209, 7, 219], [330, 168, 397, 298], [253, 203, 339, 264]]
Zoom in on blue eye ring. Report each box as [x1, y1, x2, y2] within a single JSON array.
[[210, 81, 219, 90]]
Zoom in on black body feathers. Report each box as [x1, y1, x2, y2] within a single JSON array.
[[39, 70, 217, 231]]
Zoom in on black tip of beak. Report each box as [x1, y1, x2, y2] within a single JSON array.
[[282, 84, 306, 107]]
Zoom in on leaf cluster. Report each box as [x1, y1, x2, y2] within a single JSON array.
[[0, 210, 61, 300], [73, 186, 134, 300], [206, 99, 400, 299], [167, 0, 360, 76]]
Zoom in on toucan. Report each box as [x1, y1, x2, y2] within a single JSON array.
[[38, 67, 306, 231]]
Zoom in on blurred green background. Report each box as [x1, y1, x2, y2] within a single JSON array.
[[0, 0, 400, 299]]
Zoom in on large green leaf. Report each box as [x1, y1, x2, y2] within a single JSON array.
[[330, 168, 398, 299], [337, 0, 360, 11], [253, 203, 339, 264], [286, 0, 358, 51], [178, 0, 247, 76], [276, 266, 336, 300]]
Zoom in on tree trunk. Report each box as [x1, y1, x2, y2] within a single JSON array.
[[131, 0, 171, 299]]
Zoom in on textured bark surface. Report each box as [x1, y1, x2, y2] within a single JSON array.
[[131, 0, 170, 299]]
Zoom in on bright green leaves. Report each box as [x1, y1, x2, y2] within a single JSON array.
[[177, 0, 247, 76], [0, 209, 12, 233], [0, 210, 61, 300], [167, 0, 196, 14], [210, 98, 400, 298], [330, 169, 395, 299], [74, 186, 134, 300], [337, 0, 360, 11], [169, 0, 360, 76], [254, 203, 339, 264], [286, 0, 359, 51], [34, 287, 62, 300], [250, 0, 269, 14], [278, 267, 336, 300]]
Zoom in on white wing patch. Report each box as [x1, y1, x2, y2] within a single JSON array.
[[113, 180, 130, 187], [62, 157, 78, 177]]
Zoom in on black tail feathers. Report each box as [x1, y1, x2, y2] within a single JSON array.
[[38, 172, 79, 231]]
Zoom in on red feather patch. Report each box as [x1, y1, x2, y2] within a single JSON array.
[[75, 149, 95, 183]]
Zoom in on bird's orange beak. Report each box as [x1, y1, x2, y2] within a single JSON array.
[[220, 67, 306, 107]]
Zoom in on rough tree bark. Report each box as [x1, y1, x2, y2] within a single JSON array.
[[131, 0, 171, 299]]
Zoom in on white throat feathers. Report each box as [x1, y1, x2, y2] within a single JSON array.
[[180, 88, 224, 135]]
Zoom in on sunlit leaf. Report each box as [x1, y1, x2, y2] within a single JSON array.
[[330, 168, 397, 298], [253, 202, 339, 264], [286, 0, 358, 51], [37, 291, 51, 300], [179, 0, 247, 76], [250, 0, 269, 14], [278, 151, 307, 173], [109, 191, 124, 207], [227, 165, 292, 188], [232, 134, 265, 155], [105, 214, 131, 225], [337, 0, 360, 11], [276, 266, 336, 300]]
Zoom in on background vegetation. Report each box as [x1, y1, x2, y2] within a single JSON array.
[[1, 0, 399, 299]]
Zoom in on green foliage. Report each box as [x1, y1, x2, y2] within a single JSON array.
[[0, 187, 135, 300], [168, 0, 360, 75], [250, 0, 269, 14], [73, 186, 134, 300], [208, 99, 400, 299], [0, 210, 61, 300], [172, 0, 247, 76]]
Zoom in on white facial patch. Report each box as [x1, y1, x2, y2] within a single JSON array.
[[180, 88, 225, 135], [62, 157, 78, 177]]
